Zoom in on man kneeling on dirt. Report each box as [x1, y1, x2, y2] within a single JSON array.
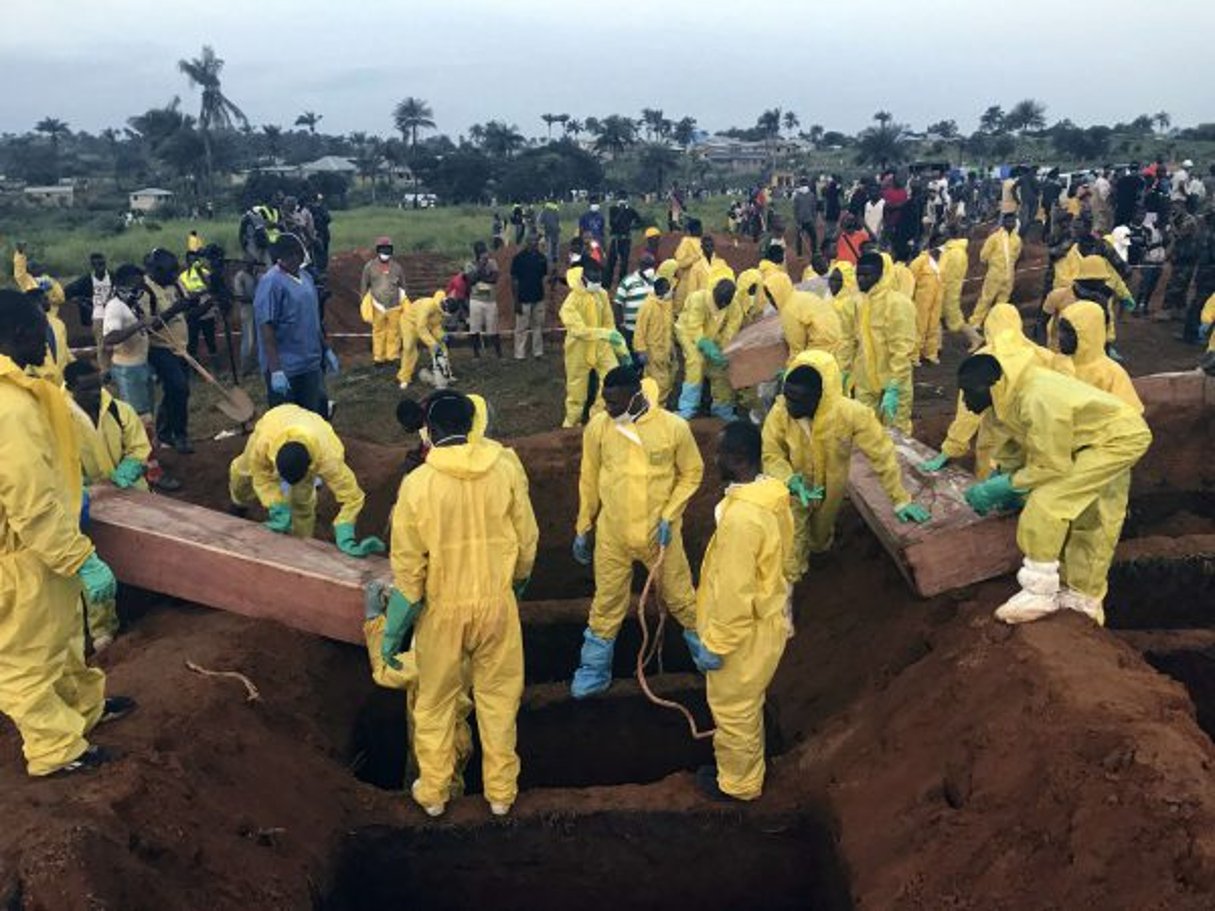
[[958, 346, 1152, 626], [373, 392, 537, 818], [227, 404, 385, 558], [65, 359, 153, 651], [695, 421, 793, 802]]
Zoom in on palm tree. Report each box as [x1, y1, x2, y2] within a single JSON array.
[[564, 118, 585, 141], [639, 143, 680, 193], [855, 123, 907, 169], [262, 125, 284, 161], [641, 108, 665, 141], [783, 111, 800, 136], [294, 111, 322, 134], [979, 105, 1006, 134], [1004, 99, 1047, 135], [584, 116, 603, 137], [541, 113, 559, 139], [34, 117, 70, 177], [873, 110, 893, 128], [757, 108, 782, 137], [178, 45, 248, 197], [393, 97, 435, 147], [672, 116, 697, 148], [477, 121, 525, 158], [807, 124, 824, 149], [592, 115, 638, 157], [1153, 110, 1171, 134]]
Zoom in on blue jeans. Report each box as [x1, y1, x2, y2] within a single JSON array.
[[266, 367, 328, 418], [109, 363, 155, 416], [147, 345, 190, 440]]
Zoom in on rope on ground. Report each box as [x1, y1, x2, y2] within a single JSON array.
[[634, 546, 716, 741], [186, 659, 262, 703]]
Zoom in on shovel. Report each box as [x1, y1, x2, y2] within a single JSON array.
[[152, 327, 256, 424]]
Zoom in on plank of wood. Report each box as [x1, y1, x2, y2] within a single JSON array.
[[846, 431, 1022, 598], [89, 486, 382, 644], [724, 313, 787, 389]]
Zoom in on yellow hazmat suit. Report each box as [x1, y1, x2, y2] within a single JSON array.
[[37, 309, 74, 385], [762, 350, 911, 575], [228, 404, 366, 538], [676, 285, 739, 417], [989, 341, 1152, 601], [69, 388, 152, 645], [908, 250, 945, 363], [732, 268, 766, 324], [780, 291, 842, 363], [763, 269, 796, 313], [939, 304, 1053, 479], [970, 227, 1022, 327], [559, 281, 620, 428], [633, 290, 676, 406], [1202, 293, 1215, 352], [840, 261, 917, 433], [1046, 254, 1125, 345], [697, 475, 792, 800], [361, 285, 407, 364], [890, 261, 916, 299], [0, 356, 106, 776], [672, 236, 705, 315], [398, 291, 440, 386], [577, 378, 703, 639], [391, 437, 538, 810], [1056, 301, 1143, 411], [939, 237, 969, 332]]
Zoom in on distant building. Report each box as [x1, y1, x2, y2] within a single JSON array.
[[129, 187, 174, 212], [23, 185, 74, 207], [695, 135, 811, 172], [299, 155, 358, 176]]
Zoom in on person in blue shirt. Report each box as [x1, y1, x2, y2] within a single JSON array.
[[254, 234, 339, 418], [578, 198, 606, 247]]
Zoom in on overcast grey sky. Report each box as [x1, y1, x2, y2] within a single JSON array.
[[4, 0, 1213, 140]]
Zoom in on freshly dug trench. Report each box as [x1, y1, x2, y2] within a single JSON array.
[[320, 809, 854, 911], [1106, 552, 1215, 629]]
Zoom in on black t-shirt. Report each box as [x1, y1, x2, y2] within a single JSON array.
[[510, 249, 548, 303], [824, 184, 842, 220]]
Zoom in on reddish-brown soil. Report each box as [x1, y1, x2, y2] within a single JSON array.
[[9, 235, 1213, 910]]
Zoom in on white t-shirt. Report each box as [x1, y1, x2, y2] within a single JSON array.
[[90, 273, 113, 322], [863, 199, 885, 237], [102, 297, 149, 367]]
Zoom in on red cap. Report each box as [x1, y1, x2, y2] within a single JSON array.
[[375, 236, 392, 248]]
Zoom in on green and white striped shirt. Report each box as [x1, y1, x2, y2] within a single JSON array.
[[613, 271, 653, 331]]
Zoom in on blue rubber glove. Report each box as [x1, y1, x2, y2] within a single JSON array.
[[633, 352, 648, 369], [879, 381, 901, 422], [1200, 322, 1214, 341], [787, 473, 825, 508], [334, 522, 386, 558], [572, 533, 592, 566], [657, 519, 672, 547], [264, 502, 293, 534], [270, 370, 290, 396], [697, 337, 728, 367], [918, 452, 949, 473], [381, 588, 423, 669], [109, 457, 146, 489], [512, 576, 530, 598], [323, 349, 341, 374], [682, 629, 724, 673], [80, 487, 91, 529], [964, 473, 1025, 516], [78, 553, 117, 603], [1120, 296, 1136, 312], [894, 502, 931, 523]]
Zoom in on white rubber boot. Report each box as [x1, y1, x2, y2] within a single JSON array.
[[489, 801, 512, 817], [962, 324, 983, 352], [1058, 588, 1106, 626], [411, 779, 446, 818], [994, 559, 1061, 624]]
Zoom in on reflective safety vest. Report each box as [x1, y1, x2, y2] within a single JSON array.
[[179, 262, 211, 296], [252, 205, 281, 243]]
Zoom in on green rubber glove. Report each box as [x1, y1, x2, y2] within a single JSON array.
[[381, 588, 423, 669], [78, 553, 117, 603], [918, 452, 949, 473], [787, 473, 825, 508], [513, 576, 530, 598], [334, 522, 387, 558], [264, 502, 293, 534], [109, 457, 145, 489], [894, 502, 931, 523], [607, 330, 626, 349], [879, 381, 901, 422], [697, 337, 728, 367], [1120, 296, 1136, 312], [964, 473, 1025, 516]]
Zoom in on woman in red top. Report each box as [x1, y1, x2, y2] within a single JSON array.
[[834, 212, 873, 264]]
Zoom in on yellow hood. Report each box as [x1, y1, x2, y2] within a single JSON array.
[[982, 302, 1025, 345], [469, 394, 489, 443], [764, 270, 795, 310], [734, 268, 764, 315], [656, 258, 679, 282], [829, 260, 858, 293], [989, 332, 1043, 423], [426, 438, 506, 478], [944, 237, 969, 254], [567, 265, 585, 292], [784, 348, 842, 417], [727, 475, 790, 514], [876, 252, 896, 293], [1060, 300, 1107, 367]]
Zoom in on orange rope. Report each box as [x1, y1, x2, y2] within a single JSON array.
[[634, 546, 716, 741]]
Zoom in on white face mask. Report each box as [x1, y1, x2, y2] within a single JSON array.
[[641, 269, 655, 282], [569, 253, 581, 264], [590, 204, 600, 212], [378, 252, 391, 262], [612, 391, 646, 424], [586, 281, 603, 292]]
